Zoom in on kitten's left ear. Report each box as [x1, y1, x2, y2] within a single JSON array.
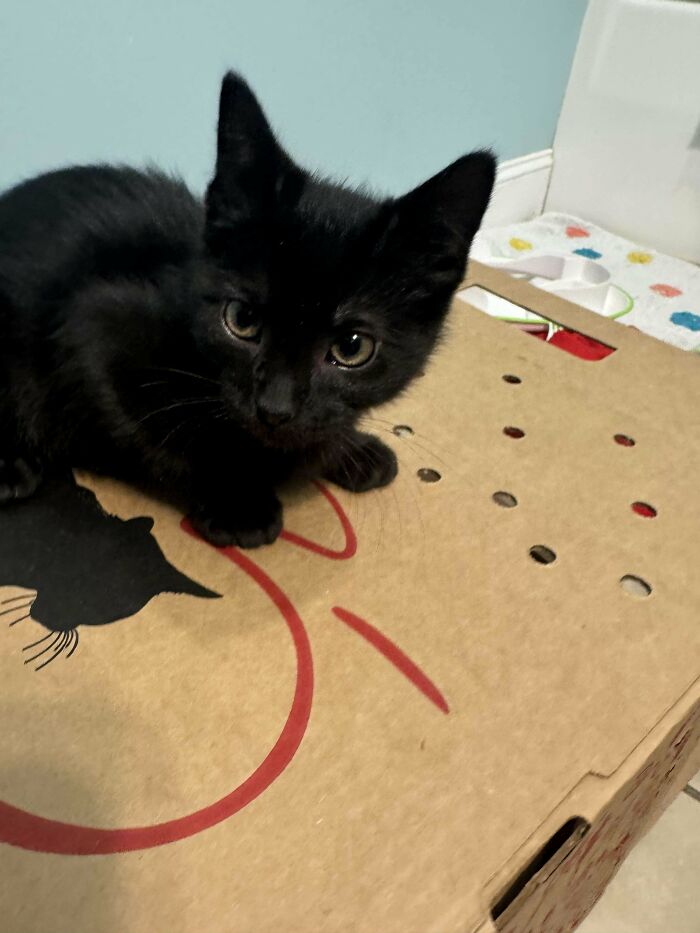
[[379, 150, 496, 288]]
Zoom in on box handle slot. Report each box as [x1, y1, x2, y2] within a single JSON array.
[[490, 817, 590, 925]]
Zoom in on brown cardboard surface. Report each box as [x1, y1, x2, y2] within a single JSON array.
[[1, 261, 699, 933]]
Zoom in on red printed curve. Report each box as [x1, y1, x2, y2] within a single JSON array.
[[332, 607, 449, 714], [280, 482, 357, 560], [0, 533, 314, 855]]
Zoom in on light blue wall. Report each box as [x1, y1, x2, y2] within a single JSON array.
[[1, 1, 587, 197]]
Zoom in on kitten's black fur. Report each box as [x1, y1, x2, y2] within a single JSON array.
[[0, 73, 495, 547]]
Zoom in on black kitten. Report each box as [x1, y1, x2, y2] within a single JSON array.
[[0, 472, 218, 648], [0, 73, 495, 548]]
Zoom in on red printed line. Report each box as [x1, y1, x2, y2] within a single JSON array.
[[0, 531, 314, 855], [281, 482, 356, 560], [0, 485, 356, 854], [332, 607, 449, 714]]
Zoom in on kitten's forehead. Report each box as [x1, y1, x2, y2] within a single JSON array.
[[209, 177, 384, 325], [266, 179, 383, 319], [296, 176, 380, 230]]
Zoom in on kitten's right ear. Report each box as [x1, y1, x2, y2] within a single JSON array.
[[214, 72, 279, 183], [205, 72, 299, 249]]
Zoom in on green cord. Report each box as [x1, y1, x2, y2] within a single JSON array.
[[481, 282, 635, 326]]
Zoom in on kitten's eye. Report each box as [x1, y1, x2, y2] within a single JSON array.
[[328, 332, 376, 368], [223, 300, 262, 341]]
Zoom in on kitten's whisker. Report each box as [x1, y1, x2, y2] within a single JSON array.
[[153, 403, 221, 453], [400, 436, 453, 470], [336, 444, 364, 486], [399, 456, 427, 557], [144, 366, 221, 388], [375, 489, 386, 555], [333, 434, 390, 556], [9, 613, 31, 627], [211, 407, 230, 424], [35, 632, 69, 671], [367, 420, 454, 470], [364, 416, 453, 461], [389, 479, 404, 545], [396, 434, 450, 467], [134, 397, 219, 426], [2, 592, 37, 605], [161, 408, 214, 448], [24, 631, 63, 665], [0, 602, 33, 617], [345, 422, 429, 555]]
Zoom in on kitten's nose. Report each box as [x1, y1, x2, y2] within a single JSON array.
[[256, 402, 294, 428], [256, 372, 298, 428]]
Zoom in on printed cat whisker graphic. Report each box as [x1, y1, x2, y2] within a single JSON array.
[[22, 628, 78, 671], [22, 629, 59, 659], [65, 628, 79, 658], [3, 598, 35, 624], [1, 474, 219, 673], [33, 632, 70, 672], [1, 602, 33, 618], [2, 591, 37, 605], [9, 612, 32, 627]]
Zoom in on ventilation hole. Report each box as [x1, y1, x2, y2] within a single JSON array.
[[614, 434, 635, 447], [620, 574, 652, 597], [417, 468, 441, 483], [502, 374, 522, 384], [493, 491, 518, 508], [392, 424, 414, 437], [529, 545, 556, 565], [632, 501, 657, 518], [503, 426, 525, 439]]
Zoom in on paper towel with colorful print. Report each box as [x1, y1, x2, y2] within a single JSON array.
[[473, 213, 700, 352]]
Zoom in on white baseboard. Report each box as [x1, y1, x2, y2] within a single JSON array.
[[481, 149, 553, 230]]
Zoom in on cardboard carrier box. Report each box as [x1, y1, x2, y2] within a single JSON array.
[[1, 262, 699, 933]]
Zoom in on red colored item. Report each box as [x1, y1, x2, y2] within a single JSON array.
[[650, 283, 682, 298], [548, 329, 615, 360], [332, 607, 449, 714], [522, 326, 615, 361], [632, 502, 657, 518]]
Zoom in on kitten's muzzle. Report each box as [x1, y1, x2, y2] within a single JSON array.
[[255, 370, 300, 428]]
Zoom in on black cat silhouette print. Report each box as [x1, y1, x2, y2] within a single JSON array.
[[0, 472, 219, 670]]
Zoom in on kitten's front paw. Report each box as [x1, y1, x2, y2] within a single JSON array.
[[325, 433, 398, 493], [191, 495, 283, 549], [0, 454, 43, 504]]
